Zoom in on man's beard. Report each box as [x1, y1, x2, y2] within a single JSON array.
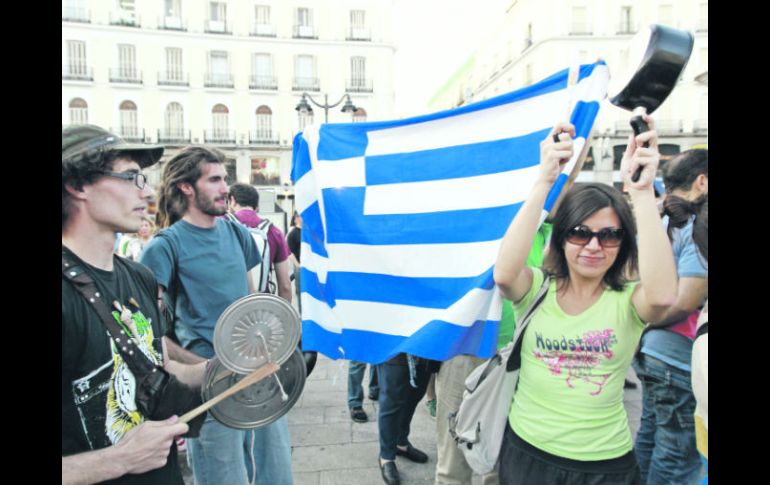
[[194, 189, 227, 216]]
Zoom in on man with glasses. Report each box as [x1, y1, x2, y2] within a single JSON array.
[[62, 125, 207, 484]]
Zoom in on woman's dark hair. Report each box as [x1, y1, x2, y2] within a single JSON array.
[[663, 149, 707, 193], [662, 194, 706, 241], [291, 210, 300, 227], [544, 182, 638, 291], [692, 200, 708, 263]]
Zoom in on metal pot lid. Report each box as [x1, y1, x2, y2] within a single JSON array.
[[213, 293, 301, 374], [203, 348, 306, 430]]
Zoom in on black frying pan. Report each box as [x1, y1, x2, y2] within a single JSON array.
[[608, 24, 694, 181]]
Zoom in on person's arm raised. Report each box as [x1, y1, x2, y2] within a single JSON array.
[[494, 122, 575, 303]]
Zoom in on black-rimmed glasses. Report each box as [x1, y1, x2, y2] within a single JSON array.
[[566, 226, 624, 248], [98, 171, 148, 189]]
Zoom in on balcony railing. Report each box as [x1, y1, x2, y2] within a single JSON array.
[[346, 79, 373, 93], [293, 24, 317, 39], [251, 23, 276, 37], [655, 119, 683, 134], [158, 16, 186, 31], [204, 130, 236, 144], [569, 23, 593, 35], [249, 75, 278, 90], [205, 19, 231, 34], [293, 77, 320, 91], [62, 7, 90, 22], [62, 65, 94, 81], [111, 127, 145, 142], [158, 129, 191, 144], [204, 73, 234, 88], [109, 68, 143, 84], [693, 119, 708, 133], [158, 71, 189, 86], [110, 10, 140, 27], [346, 27, 371, 41], [249, 130, 280, 145], [616, 22, 638, 35]]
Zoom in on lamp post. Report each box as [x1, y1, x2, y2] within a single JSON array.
[[295, 93, 357, 123]]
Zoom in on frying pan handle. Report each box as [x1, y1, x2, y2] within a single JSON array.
[[629, 114, 650, 182]]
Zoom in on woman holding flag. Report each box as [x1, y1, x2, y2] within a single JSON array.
[[492, 115, 677, 484]]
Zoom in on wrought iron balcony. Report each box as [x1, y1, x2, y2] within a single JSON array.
[[251, 23, 276, 37], [204, 130, 236, 144], [110, 10, 140, 27], [205, 19, 231, 34], [158, 129, 191, 144], [249, 75, 278, 90], [62, 65, 93, 81], [158, 71, 189, 87], [569, 23, 593, 35], [158, 16, 186, 31], [109, 68, 143, 84], [346, 27, 371, 41], [62, 7, 90, 22], [346, 79, 373, 93], [204, 73, 234, 88], [693, 119, 708, 133], [110, 127, 145, 143], [293, 24, 317, 39], [292, 77, 320, 91], [249, 130, 280, 145]]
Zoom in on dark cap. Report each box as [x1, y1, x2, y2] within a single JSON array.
[[62, 124, 164, 169]]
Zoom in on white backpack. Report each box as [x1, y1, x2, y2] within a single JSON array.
[[226, 214, 275, 293]]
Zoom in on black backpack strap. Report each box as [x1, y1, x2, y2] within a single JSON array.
[[62, 248, 159, 377], [505, 272, 551, 372]]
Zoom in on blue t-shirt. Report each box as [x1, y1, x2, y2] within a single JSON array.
[[640, 215, 707, 371], [140, 218, 259, 357]]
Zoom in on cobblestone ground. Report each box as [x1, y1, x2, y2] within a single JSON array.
[[181, 354, 643, 485]]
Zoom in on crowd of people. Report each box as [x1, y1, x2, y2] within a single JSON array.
[[62, 116, 707, 485]]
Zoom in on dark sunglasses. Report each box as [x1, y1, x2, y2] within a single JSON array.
[[566, 225, 624, 248]]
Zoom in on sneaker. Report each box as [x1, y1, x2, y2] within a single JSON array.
[[368, 390, 379, 401], [350, 406, 368, 423], [425, 399, 437, 419], [623, 379, 638, 389]]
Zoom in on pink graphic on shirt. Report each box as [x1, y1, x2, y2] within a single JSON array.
[[532, 329, 617, 396]]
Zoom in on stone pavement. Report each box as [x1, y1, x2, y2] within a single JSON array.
[[181, 354, 643, 485]]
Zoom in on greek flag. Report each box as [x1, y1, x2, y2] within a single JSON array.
[[292, 61, 609, 363]]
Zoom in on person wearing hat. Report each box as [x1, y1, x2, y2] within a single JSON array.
[[62, 125, 207, 484]]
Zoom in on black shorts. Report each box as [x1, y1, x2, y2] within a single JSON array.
[[499, 424, 641, 485]]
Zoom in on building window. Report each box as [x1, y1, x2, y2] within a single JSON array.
[[250, 157, 281, 185], [255, 106, 273, 141], [619, 6, 633, 33], [253, 4, 274, 36], [69, 98, 88, 125], [212, 104, 229, 139], [66, 40, 88, 77], [252, 53, 274, 89], [570, 6, 590, 35], [207, 51, 232, 87], [352, 107, 367, 123], [63, 0, 89, 22], [164, 0, 180, 17], [208, 1, 227, 32], [117, 44, 137, 80], [294, 55, 317, 90], [165, 102, 184, 139], [119, 100, 138, 138], [165, 47, 183, 82], [113, 0, 137, 25], [295, 7, 315, 37], [351, 57, 366, 84], [349, 9, 369, 40]]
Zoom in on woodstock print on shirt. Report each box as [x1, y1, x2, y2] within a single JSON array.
[[532, 329, 618, 395]]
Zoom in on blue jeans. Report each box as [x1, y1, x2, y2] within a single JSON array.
[[376, 357, 430, 460], [188, 414, 293, 485], [347, 360, 379, 409], [633, 354, 703, 485]]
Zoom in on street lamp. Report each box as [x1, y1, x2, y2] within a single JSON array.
[[295, 93, 357, 123]]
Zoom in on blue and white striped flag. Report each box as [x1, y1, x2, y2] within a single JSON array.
[[292, 61, 609, 363]]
